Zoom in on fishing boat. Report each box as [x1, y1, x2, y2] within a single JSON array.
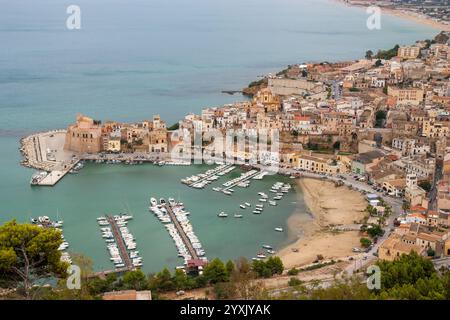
[[274, 227, 284, 232], [234, 214, 243, 218], [218, 212, 228, 218], [239, 204, 246, 209]]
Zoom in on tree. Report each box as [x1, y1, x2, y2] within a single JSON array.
[[375, 110, 386, 128], [365, 50, 374, 60], [0, 220, 67, 299], [168, 122, 180, 131], [419, 181, 432, 192], [360, 237, 372, 248], [375, 44, 399, 60], [225, 260, 235, 276], [214, 282, 236, 299], [402, 202, 410, 213], [87, 273, 117, 296], [172, 268, 188, 290], [122, 270, 148, 291], [149, 268, 175, 292], [374, 59, 383, 67], [332, 141, 340, 150], [252, 260, 272, 278], [366, 224, 384, 238], [287, 268, 299, 276], [265, 256, 284, 276], [203, 258, 229, 284], [288, 278, 303, 287]]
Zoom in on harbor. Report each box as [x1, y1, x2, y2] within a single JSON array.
[[3, 161, 300, 273]]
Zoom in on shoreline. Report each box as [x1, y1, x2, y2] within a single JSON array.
[[278, 177, 368, 269], [334, 0, 450, 32]]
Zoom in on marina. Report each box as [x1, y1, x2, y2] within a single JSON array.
[[181, 164, 235, 189], [220, 169, 262, 195], [97, 214, 140, 271], [3, 162, 299, 273], [150, 197, 207, 266]]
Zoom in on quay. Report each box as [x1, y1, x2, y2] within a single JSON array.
[[105, 215, 135, 271], [164, 204, 199, 260]]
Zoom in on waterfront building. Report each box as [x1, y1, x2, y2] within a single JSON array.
[[64, 114, 103, 153]]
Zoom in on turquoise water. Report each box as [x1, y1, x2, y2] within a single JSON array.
[[0, 0, 438, 272]]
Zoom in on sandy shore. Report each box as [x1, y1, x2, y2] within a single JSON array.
[[381, 7, 450, 32], [278, 178, 367, 269], [333, 0, 450, 32]]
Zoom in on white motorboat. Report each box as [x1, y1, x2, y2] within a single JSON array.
[[275, 227, 284, 232], [245, 202, 251, 207], [262, 245, 273, 250], [160, 198, 166, 205], [252, 210, 261, 214], [234, 214, 243, 218], [269, 201, 277, 206], [150, 197, 158, 207], [218, 212, 228, 218], [240, 204, 246, 209], [259, 198, 267, 202]]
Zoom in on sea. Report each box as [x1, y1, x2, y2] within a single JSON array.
[[0, 0, 438, 272]]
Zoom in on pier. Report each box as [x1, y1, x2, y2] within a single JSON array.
[[221, 169, 261, 192], [186, 164, 234, 187], [105, 215, 135, 271], [164, 204, 198, 260]]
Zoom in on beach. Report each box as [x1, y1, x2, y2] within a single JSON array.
[[278, 178, 368, 269], [336, 0, 450, 32]]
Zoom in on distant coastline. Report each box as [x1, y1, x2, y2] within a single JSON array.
[[334, 0, 450, 32]]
